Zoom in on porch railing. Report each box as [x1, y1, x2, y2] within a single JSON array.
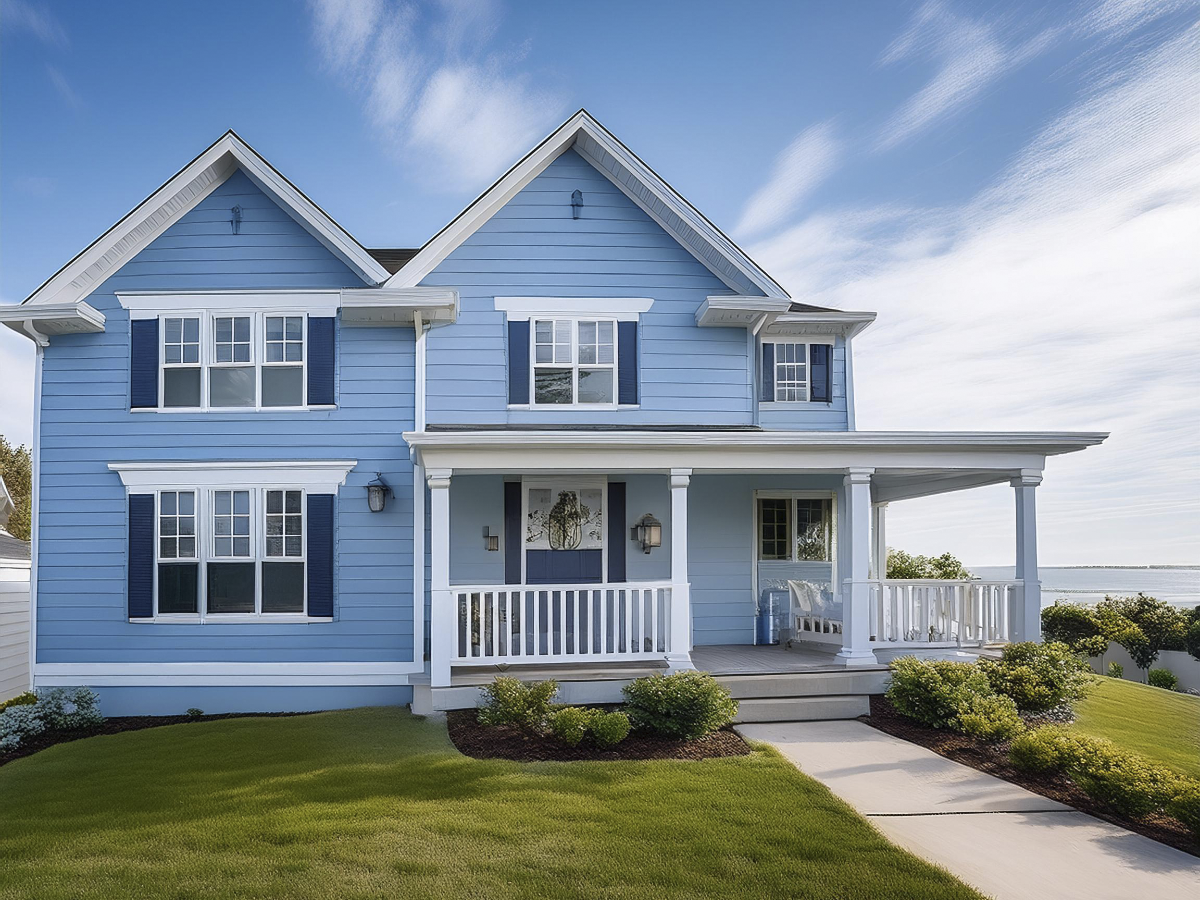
[[449, 582, 674, 665], [868, 580, 1015, 647]]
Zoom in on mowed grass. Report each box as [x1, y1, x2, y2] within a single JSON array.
[[0, 707, 982, 900], [1072, 676, 1200, 779]]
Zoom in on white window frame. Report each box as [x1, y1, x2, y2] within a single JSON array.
[[753, 491, 837, 566], [142, 310, 315, 412], [762, 340, 834, 404], [146, 486, 314, 622], [529, 317, 619, 408], [520, 476, 608, 584]]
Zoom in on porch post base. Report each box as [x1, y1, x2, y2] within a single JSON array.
[[665, 652, 695, 673], [833, 647, 878, 667]]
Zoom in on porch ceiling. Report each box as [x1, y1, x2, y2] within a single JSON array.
[[404, 430, 1107, 499]]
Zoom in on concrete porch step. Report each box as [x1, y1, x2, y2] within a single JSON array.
[[733, 695, 871, 723], [715, 669, 889, 699]]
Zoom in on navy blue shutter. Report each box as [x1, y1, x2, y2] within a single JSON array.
[[760, 342, 775, 403], [607, 481, 626, 583], [617, 321, 638, 405], [128, 494, 154, 618], [503, 481, 522, 584], [810, 344, 832, 402], [307, 317, 336, 406], [130, 319, 159, 409], [307, 494, 335, 617], [507, 321, 530, 404]]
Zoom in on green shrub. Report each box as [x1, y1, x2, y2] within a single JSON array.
[[1185, 611, 1200, 662], [477, 677, 559, 730], [0, 703, 46, 751], [1010, 727, 1097, 773], [0, 691, 37, 714], [886, 657, 995, 731], [1169, 781, 1200, 838], [978, 641, 1092, 712], [1106, 662, 1123, 679], [1147, 668, 1178, 691], [186, 708, 204, 718], [549, 706, 596, 746], [590, 711, 632, 747], [622, 671, 737, 740], [886, 549, 972, 580], [1042, 603, 1108, 657], [954, 691, 1023, 741]]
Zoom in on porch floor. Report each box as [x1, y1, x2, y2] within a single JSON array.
[[691, 643, 889, 675]]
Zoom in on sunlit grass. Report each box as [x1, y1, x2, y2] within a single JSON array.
[[0, 707, 981, 900], [1072, 676, 1200, 779]]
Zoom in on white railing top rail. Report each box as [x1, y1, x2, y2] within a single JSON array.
[[450, 581, 674, 593], [871, 579, 1021, 587]]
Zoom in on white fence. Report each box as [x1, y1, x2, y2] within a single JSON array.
[[451, 582, 673, 665], [0, 561, 31, 701], [1092, 641, 1200, 692], [869, 580, 1015, 647]]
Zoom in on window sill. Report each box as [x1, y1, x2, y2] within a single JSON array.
[[131, 406, 337, 414], [759, 401, 832, 406], [507, 404, 641, 411], [129, 615, 334, 624]]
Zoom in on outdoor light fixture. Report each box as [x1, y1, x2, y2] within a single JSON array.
[[571, 189, 584, 219], [366, 473, 392, 513], [483, 526, 500, 552], [630, 512, 662, 554], [230, 205, 242, 235]]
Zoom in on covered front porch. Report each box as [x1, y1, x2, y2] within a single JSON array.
[[406, 429, 1104, 692]]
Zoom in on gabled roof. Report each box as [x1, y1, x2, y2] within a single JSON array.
[[387, 110, 791, 300], [23, 131, 391, 307]]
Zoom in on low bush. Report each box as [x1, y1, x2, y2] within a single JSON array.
[[1106, 662, 1123, 679], [1010, 727, 1085, 773], [1147, 668, 1179, 691], [1170, 781, 1200, 838], [954, 691, 1023, 741], [186, 708, 204, 718], [477, 677, 559, 730], [978, 641, 1092, 712], [886, 657, 999, 731], [623, 671, 737, 741], [0, 703, 47, 751], [36, 687, 103, 730], [590, 711, 631, 748], [0, 691, 37, 714], [549, 706, 596, 746]]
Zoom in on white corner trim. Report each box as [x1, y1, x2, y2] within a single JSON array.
[[33, 661, 423, 687], [118, 291, 341, 317], [494, 297, 653, 321], [108, 460, 357, 492]]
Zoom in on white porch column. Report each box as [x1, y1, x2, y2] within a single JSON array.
[[667, 468, 694, 668], [427, 467, 454, 687], [871, 502, 889, 580], [1012, 470, 1042, 643], [837, 467, 877, 666]]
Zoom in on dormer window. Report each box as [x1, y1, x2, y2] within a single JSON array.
[[532, 318, 616, 405], [761, 340, 833, 404]]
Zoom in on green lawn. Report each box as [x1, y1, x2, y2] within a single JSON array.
[[1072, 677, 1200, 779], [0, 707, 981, 900]]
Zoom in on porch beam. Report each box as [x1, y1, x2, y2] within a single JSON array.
[[837, 467, 877, 666], [668, 468, 693, 667], [1012, 470, 1042, 642], [428, 467, 453, 687]]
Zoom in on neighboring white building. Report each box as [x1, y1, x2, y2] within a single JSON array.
[[0, 475, 32, 701]]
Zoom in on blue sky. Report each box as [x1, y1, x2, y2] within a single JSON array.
[[1, 0, 1197, 566]]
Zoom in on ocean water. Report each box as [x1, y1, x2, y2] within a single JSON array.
[[971, 566, 1200, 609]]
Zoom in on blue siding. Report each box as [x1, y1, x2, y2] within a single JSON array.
[[36, 169, 417, 666], [420, 149, 758, 427], [92, 685, 412, 717]]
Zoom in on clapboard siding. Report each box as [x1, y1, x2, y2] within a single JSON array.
[[420, 149, 758, 427], [35, 170, 416, 666], [0, 566, 31, 700]]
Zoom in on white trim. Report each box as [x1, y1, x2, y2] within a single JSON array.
[[119, 291, 340, 316], [529, 316, 621, 408], [109, 460, 356, 494], [28, 346, 42, 689], [495, 297, 653, 321], [387, 110, 790, 299], [33, 661, 422, 687], [845, 336, 857, 430], [23, 131, 390, 308], [0, 301, 106, 344]]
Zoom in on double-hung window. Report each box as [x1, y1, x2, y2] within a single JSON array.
[[762, 341, 833, 403], [532, 318, 616, 405], [151, 487, 308, 618], [157, 312, 308, 410], [756, 495, 834, 562]]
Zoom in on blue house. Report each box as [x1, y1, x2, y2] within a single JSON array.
[[1, 111, 1105, 716]]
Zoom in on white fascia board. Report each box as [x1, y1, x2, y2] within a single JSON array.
[[495, 297, 654, 321], [24, 132, 388, 308], [118, 290, 341, 317], [108, 459, 357, 493], [34, 661, 422, 687], [387, 110, 790, 300], [340, 287, 459, 326], [695, 296, 793, 329], [765, 311, 877, 339], [0, 301, 106, 345]]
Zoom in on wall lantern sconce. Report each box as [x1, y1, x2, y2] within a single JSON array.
[[230, 205, 243, 235], [483, 526, 500, 552], [366, 473, 392, 513], [630, 513, 662, 554], [571, 189, 584, 219]]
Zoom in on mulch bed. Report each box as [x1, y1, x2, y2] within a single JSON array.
[[0, 712, 310, 768], [860, 695, 1199, 857], [446, 708, 751, 762]]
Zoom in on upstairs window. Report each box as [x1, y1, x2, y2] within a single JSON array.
[[532, 318, 616, 405], [761, 341, 833, 403]]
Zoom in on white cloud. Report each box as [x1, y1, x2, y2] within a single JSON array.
[[1080, 0, 1196, 37], [46, 65, 82, 110], [877, 1, 1050, 151], [1, 0, 68, 48], [734, 122, 841, 239], [752, 23, 1200, 564], [309, 0, 564, 187]]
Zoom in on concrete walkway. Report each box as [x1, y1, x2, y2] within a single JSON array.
[[738, 720, 1200, 900]]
